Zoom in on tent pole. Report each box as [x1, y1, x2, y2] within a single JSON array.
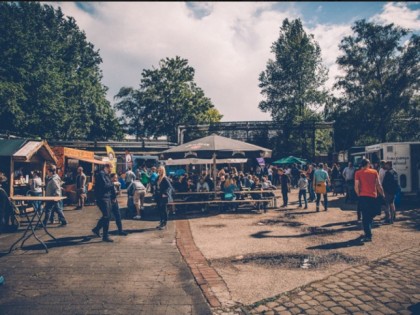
[[212, 153, 217, 198], [10, 158, 14, 197]]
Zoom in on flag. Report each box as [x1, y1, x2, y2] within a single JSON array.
[[105, 145, 117, 173]]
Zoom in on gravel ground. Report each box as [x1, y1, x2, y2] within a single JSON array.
[[188, 190, 420, 305]]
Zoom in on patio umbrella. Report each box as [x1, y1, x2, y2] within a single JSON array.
[[273, 156, 306, 165], [160, 134, 272, 195]]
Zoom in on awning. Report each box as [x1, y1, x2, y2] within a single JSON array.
[[0, 139, 27, 157], [66, 154, 108, 165], [163, 158, 247, 166]]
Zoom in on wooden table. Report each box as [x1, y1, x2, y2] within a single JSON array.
[[170, 189, 280, 210], [9, 196, 66, 253]]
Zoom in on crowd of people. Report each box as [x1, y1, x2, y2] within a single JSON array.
[[1, 156, 400, 245]]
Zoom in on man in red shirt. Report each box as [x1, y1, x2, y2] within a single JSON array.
[[354, 158, 385, 242]]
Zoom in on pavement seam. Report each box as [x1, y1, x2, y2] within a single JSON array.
[[175, 219, 238, 311]]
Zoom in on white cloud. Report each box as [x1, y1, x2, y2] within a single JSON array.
[[48, 2, 419, 123], [371, 2, 420, 30], [309, 23, 353, 92]]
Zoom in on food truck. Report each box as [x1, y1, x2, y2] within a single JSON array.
[[365, 142, 420, 196]]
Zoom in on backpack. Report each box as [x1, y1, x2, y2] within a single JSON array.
[[383, 170, 399, 195]]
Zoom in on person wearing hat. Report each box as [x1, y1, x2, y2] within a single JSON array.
[[43, 165, 67, 227], [92, 163, 115, 242]]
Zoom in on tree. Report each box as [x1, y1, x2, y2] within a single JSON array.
[[332, 20, 420, 148], [259, 18, 329, 157], [114, 56, 222, 142], [0, 2, 122, 140]]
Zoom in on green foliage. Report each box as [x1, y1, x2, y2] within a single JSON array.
[[0, 2, 122, 140], [332, 20, 420, 149], [259, 18, 330, 157], [114, 56, 222, 142]]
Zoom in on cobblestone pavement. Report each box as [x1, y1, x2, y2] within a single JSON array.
[[243, 246, 420, 315], [173, 216, 420, 315], [1, 195, 419, 315], [0, 197, 211, 315]]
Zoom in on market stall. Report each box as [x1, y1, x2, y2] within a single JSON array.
[[51, 146, 107, 204], [0, 139, 58, 197]]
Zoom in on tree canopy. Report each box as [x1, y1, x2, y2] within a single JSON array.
[[259, 18, 331, 158], [114, 56, 222, 142], [0, 2, 122, 140], [331, 20, 420, 149]]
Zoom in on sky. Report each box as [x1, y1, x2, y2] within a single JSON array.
[[49, 1, 420, 122]]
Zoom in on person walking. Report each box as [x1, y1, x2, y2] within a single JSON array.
[[297, 172, 308, 209], [382, 161, 399, 224], [343, 162, 356, 203], [278, 168, 291, 207], [154, 166, 173, 230], [307, 164, 316, 202], [313, 163, 330, 212], [110, 173, 127, 235], [75, 166, 87, 210], [43, 165, 67, 227], [92, 163, 115, 242], [354, 158, 385, 242]]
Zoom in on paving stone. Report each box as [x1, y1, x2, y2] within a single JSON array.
[[330, 306, 346, 314], [265, 302, 279, 309]]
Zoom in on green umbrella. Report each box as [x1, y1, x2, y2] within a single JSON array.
[[273, 156, 306, 165]]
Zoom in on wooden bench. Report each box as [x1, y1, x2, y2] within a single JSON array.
[[167, 196, 279, 212]]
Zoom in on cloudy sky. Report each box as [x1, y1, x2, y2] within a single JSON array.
[[50, 1, 420, 122]]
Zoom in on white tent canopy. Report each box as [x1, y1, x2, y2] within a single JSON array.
[[163, 158, 247, 166]]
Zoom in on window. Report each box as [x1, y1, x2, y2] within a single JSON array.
[[387, 146, 393, 153]]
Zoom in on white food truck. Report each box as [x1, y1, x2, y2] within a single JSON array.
[[365, 142, 420, 196]]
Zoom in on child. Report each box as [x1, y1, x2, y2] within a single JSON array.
[[298, 172, 308, 209]]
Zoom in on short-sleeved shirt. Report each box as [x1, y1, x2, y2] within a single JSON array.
[[355, 168, 378, 198], [314, 169, 329, 184]]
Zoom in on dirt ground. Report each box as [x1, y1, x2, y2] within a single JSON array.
[[188, 189, 420, 305]]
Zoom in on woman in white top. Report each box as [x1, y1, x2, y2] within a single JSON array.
[[29, 171, 43, 213]]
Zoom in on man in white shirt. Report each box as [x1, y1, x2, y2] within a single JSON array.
[[378, 160, 387, 184], [342, 162, 356, 203], [125, 166, 136, 187]]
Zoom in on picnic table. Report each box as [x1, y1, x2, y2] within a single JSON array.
[[168, 189, 280, 212]]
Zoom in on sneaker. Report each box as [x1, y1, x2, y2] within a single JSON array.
[[59, 222, 67, 227], [92, 228, 101, 238], [298, 205, 302, 208], [102, 237, 114, 243], [118, 231, 128, 236], [304, 206, 308, 209], [324, 208, 328, 211], [133, 215, 141, 220], [157, 225, 166, 230], [316, 206, 320, 212], [360, 237, 372, 242]]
